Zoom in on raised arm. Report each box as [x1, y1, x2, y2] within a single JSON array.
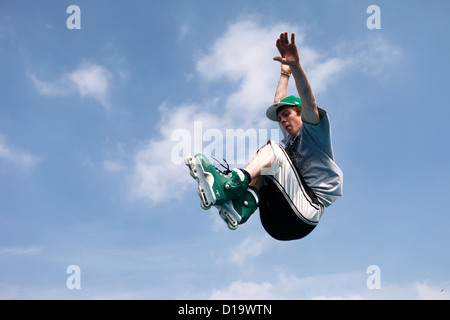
[[273, 32, 320, 125], [273, 64, 291, 103]]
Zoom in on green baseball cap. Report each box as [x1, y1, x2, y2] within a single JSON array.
[[266, 95, 302, 121]]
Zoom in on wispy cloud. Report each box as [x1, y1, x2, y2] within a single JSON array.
[[333, 33, 402, 81], [0, 246, 42, 257], [28, 61, 114, 109], [210, 272, 450, 300], [0, 134, 42, 171], [179, 25, 190, 39]]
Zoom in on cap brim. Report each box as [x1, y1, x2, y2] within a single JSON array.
[[266, 102, 293, 121]]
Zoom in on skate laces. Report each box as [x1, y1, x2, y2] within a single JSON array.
[[211, 157, 232, 175]]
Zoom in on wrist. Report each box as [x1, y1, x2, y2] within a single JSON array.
[[289, 63, 303, 74], [280, 70, 291, 77]]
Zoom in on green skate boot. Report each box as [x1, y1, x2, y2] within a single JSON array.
[[185, 154, 250, 210], [217, 187, 260, 230]]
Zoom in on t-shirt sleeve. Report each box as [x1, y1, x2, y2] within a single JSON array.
[[301, 107, 335, 160]]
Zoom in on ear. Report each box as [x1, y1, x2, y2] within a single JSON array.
[[293, 106, 302, 116]]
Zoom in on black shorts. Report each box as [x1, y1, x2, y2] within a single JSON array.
[[259, 178, 316, 241], [258, 141, 323, 241]]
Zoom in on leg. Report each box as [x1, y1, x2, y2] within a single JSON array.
[[185, 153, 250, 209], [185, 144, 274, 230], [244, 143, 275, 183], [185, 152, 256, 230], [218, 144, 274, 228], [257, 142, 324, 240], [249, 176, 264, 190]]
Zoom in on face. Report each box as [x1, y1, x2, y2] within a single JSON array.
[[277, 106, 302, 137]]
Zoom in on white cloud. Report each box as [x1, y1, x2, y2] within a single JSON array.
[[129, 101, 227, 203], [413, 281, 450, 300], [210, 280, 275, 300], [128, 21, 294, 204], [195, 20, 295, 128], [179, 25, 190, 39], [69, 62, 113, 108], [334, 33, 402, 80], [0, 134, 42, 171], [308, 57, 349, 94], [227, 235, 270, 266], [127, 18, 402, 205], [313, 294, 363, 300], [209, 271, 450, 300], [102, 160, 125, 172], [28, 61, 114, 109], [28, 73, 72, 96]]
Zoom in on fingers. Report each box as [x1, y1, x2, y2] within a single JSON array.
[[273, 56, 288, 65], [278, 32, 294, 46], [276, 38, 282, 51], [280, 32, 288, 46]]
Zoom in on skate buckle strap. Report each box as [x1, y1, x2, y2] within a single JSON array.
[[247, 188, 260, 204]]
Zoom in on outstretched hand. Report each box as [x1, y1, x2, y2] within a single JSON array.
[[273, 32, 300, 67]]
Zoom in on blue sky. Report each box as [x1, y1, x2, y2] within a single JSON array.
[[1, 0, 449, 299]]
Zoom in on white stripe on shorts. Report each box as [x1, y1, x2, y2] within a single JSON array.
[[263, 140, 324, 225]]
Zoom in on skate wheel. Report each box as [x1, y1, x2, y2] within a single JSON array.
[[227, 221, 238, 230], [200, 201, 212, 210], [184, 156, 194, 166], [198, 188, 212, 210]]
